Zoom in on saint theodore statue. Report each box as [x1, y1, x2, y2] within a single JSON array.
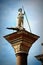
[[17, 8, 25, 29]]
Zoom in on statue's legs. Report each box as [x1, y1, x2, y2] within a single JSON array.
[[18, 21, 21, 27]]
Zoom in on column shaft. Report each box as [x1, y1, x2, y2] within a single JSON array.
[[16, 53, 28, 65]]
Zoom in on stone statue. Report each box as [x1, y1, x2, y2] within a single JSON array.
[[7, 8, 25, 31], [17, 8, 25, 29]]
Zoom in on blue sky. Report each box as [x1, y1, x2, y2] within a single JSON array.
[[0, 0, 43, 65]]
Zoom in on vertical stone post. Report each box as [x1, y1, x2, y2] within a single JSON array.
[[16, 53, 27, 65]]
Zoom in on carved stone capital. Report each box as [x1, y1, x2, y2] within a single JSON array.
[[13, 42, 29, 54]]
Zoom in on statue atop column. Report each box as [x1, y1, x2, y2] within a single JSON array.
[[7, 8, 25, 31], [17, 8, 25, 29]]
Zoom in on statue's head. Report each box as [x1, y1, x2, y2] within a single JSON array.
[[18, 8, 22, 12]]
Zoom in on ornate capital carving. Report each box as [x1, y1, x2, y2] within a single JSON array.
[[13, 43, 29, 54]]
